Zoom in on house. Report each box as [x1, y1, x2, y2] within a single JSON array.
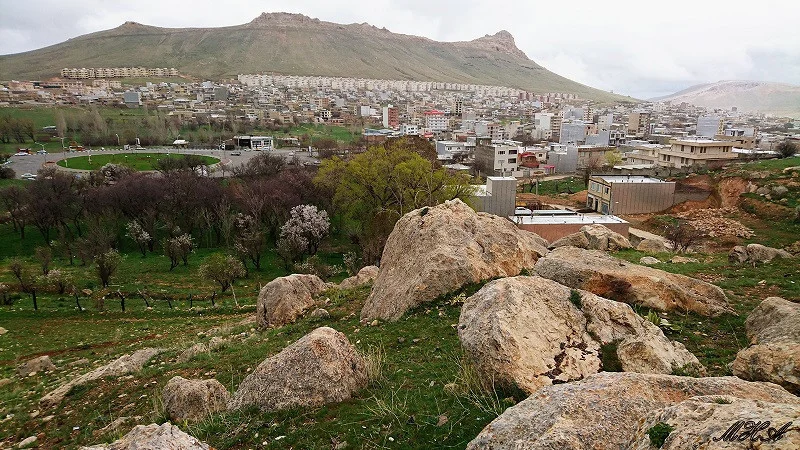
[[586, 175, 676, 215], [474, 139, 522, 177], [472, 176, 517, 218], [662, 138, 737, 169], [234, 135, 274, 150], [514, 211, 630, 242], [424, 110, 448, 132]]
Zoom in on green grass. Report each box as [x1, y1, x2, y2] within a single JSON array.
[[55, 153, 219, 171], [270, 124, 361, 145], [520, 176, 585, 196]]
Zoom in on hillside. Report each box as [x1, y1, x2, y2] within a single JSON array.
[[653, 80, 800, 118], [0, 12, 627, 102]]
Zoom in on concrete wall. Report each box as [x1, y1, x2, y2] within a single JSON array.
[[517, 222, 630, 242], [610, 182, 676, 214], [479, 177, 516, 217]]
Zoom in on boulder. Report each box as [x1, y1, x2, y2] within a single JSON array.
[[745, 243, 793, 263], [360, 199, 548, 321], [728, 245, 749, 263], [0, 326, 7, 335], [639, 256, 661, 265], [176, 343, 207, 364], [41, 348, 162, 409], [17, 436, 37, 448], [733, 297, 800, 394], [670, 255, 698, 264], [636, 238, 669, 253], [80, 423, 210, 450], [162, 376, 230, 422], [549, 224, 632, 251], [0, 378, 11, 388], [630, 396, 800, 450], [309, 308, 331, 320], [534, 246, 731, 317], [338, 265, 379, 289], [228, 327, 367, 411], [17, 355, 56, 377], [772, 185, 789, 198], [256, 274, 328, 327], [458, 277, 701, 394], [466, 372, 800, 450]]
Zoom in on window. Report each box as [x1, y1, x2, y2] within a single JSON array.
[[498, 150, 506, 155], [509, 149, 518, 155], [508, 158, 516, 164]]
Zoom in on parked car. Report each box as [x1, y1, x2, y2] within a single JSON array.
[[14, 152, 29, 156], [36, 149, 48, 154], [230, 151, 242, 156], [21, 173, 37, 180]]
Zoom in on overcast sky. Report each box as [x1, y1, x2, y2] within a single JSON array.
[[2, 0, 798, 99]]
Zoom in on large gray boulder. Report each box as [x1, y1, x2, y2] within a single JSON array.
[[466, 372, 800, 450], [630, 396, 800, 450], [41, 348, 162, 409], [163, 376, 230, 422], [534, 246, 731, 317], [733, 297, 800, 394], [256, 274, 328, 327], [360, 199, 548, 322], [80, 423, 209, 449], [458, 277, 701, 394], [636, 238, 670, 253], [228, 327, 367, 412], [549, 224, 632, 251], [17, 355, 56, 377], [729, 243, 794, 264], [338, 265, 379, 289]]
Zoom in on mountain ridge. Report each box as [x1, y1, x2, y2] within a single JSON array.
[[653, 80, 800, 117], [0, 12, 627, 102]]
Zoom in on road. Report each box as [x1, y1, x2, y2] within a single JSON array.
[[3, 147, 320, 179]]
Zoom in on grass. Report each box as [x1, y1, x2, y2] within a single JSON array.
[[55, 153, 219, 171], [270, 124, 361, 145], [520, 176, 585, 196]]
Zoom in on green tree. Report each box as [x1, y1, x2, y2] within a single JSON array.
[[198, 254, 246, 293], [95, 249, 122, 288], [776, 140, 797, 159]]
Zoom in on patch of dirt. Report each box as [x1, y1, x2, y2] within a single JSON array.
[[717, 177, 748, 208], [674, 208, 754, 238]]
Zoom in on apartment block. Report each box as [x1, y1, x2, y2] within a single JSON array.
[[662, 138, 737, 169]]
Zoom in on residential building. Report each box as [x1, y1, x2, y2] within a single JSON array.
[[662, 138, 737, 169], [628, 111, 651, 137], [122, 90, 141, 108], [424, 109, 448, 131], [696, 115, 723, 138], [473, 176, 517, 217], [586, 175, 676, 215], [560, 120, 588, 144], [382, 104, 399, 128], [399, 124, 419, 136], [435, 140, 470, 162], [475, 140, 522, 177]]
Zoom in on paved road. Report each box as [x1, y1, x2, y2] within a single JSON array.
[[4, 147, 320, 179]]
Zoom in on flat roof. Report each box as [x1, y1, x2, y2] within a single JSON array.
[[593, 175, 668, 183], [511, 214, 629, 225], [487, 176, 517, 181]]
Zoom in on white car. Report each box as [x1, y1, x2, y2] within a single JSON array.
[[36, 150, 47, 154], [21, 173, 37, 180], [14, 152, 29, 156]]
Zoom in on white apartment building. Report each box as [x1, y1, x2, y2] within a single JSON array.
[[424, 110, 448, 131], [662, 138, 737, 169], [399, 124, 419, 136]]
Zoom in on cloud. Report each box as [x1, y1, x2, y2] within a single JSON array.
[[1, 0, 798, 99]]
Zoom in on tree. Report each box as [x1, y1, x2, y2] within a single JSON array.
[[279, 205, 331, 257], [582, 154, 605, 188], [46, 269, 72, 296], [232, 213, 266, 271], [163, 233, 194, 270], [125, 220, 152, 257], [9, 259, 40, 310], [664, 222, 705, 254], [604, 150, 624, 167], [34, 246, 53, 275], [1, 185, 29, 239], [776, 140, 797, 159], [198, 254, 246, 293], [232, 152, 286, 178], [95, 249, 122, 288]]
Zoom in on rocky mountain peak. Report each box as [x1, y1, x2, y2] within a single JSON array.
[[467, 30, 527, 59]]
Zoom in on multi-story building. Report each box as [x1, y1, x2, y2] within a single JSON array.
[[696, 115, 723, 138], [475, 139, 522, 177], [382, 105, 399, 128], [399, 124, 419, 136], [628, 111, 651, 137], [662, 138, 737, 169], [424, 109, 448, 131]]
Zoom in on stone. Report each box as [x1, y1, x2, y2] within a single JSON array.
[[163, 376, 230, 422], [549, 224, 632, 251], [0, 326, 7, 335], [639, 256, 661, 265], [733, 297, 800, 394], [17, 356, 56, 377], [772, 185, 789, 198], [310, 308, 330, 320], [458, 277, 701, 394], [744, 243, 793, 263], [728, 245, 748, 263], [256, 274, 328, 327], [548, 231, 590, 249], [17, 436, 37, 448], [67, 358, 90, 367], [629, 396, 800, 450], [41, 348, 162, 409], [228, 327, 367, 412], [338, 265, 379, 289], [207, 336, 227, 351], [361, 199, 548, 322], [0, 378, 11, 388], [79, 423, 210, 449], [466, 372, 800, 450], [534, 246, 731, 317], [636, 238, 669, 253], [670, 256, 698, 264], [756, 186, 771, 195], [177, 343, 208, 364]]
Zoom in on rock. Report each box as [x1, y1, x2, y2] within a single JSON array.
[[0, 326, 7, 335], [361, 199, 548, 321], [41, 348, 162, 409], [670, 255, 698, 264], [549, 224, 632, 251], [784, 240, 800, 256], [756, 186, 771, 195], [338, 265, 379, 289], [79, 423, 210, 449], [629, 396, 800, 450], [534, 246, 731, 317], [228, 327, 367, 412], [744, 243, 793, 263], [163, 376, 230, 422], [458, 277, 701, 394], [733, 297, 800, 394], [256, 274, 328, 327], [639, 256, 660, 265], [772, 185, 789, 198], [466, 372, 800, 450], [0, 378, 11, 388], [309, 308, 330, 320], [17, 356, 56, 377], [458, 277, 600, 393], [67, 358, 90, 367], [17, 436, 37, 448], [177, 343, 208, 364], [636, 238, 669, 253], [728, 245, 749, 263]]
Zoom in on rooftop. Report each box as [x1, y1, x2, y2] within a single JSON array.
[[511, 214, 629, 225], [593, 175, 668, 183]]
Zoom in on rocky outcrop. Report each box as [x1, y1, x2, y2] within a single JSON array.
[[630, 396, 800, 450], [41, 348, 162, 409], [162, 376, 230, 422], [534, 246, 731, 316], [80, 423, 210, 449], [256, 274, 328, 327], [458, 277, 701, 394], [466, 372, 800, 450], [729, 243, 794, 264], [733, 297, 800, 394], [636, 238, 670, 253], [228, 327, 367, 412], [639, 256, 661, 265], [177, 343, 207, 364], [17, 355, 56, 377], [338, 265, 379, 289], [361, 199, 548, 321], [549, 224, 632, 251]]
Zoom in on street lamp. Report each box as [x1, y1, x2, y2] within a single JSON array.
[[60, 136, 66, 151], [115, 134, 120, 148], [38, 143, 46, 163]]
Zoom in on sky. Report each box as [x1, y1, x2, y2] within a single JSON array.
[[1, 0, 799, 99]]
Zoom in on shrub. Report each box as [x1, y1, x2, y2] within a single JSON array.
[[568, 289, 582, 309], [647, 422, 674, 448]]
